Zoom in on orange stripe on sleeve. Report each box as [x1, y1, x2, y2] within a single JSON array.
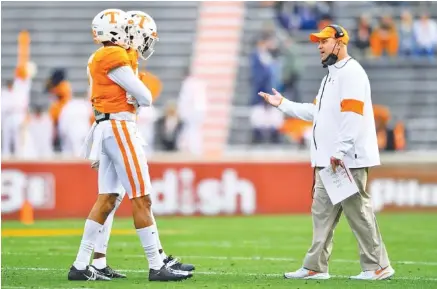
[[111, 120, 137, 198], [121, 121, 146, 197], [341, 99, 364, 115]]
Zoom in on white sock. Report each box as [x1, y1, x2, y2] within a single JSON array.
[[136, 226, 164, 270], [94, 195, 122, 256], [73, 219, 103, 270], [92, 257, 107, 270], [150, 210, 166, 260]]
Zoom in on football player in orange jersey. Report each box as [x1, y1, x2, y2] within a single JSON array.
[[68, 9, 191, 282], [89, 10, 195, 278]]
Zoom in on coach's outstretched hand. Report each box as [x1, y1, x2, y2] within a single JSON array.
[[258, 88, 283, 107]]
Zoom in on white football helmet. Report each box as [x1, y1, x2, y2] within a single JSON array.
[[92, 9, 131, 49], [126, 10, 159, 60]]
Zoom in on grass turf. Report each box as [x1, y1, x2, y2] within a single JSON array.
[[2, 213, 437, 289]]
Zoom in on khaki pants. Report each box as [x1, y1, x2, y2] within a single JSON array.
[[303, 167, 390, 273]]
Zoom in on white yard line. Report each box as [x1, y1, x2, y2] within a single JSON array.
[[1, 267, 437, 282], [3, 251, 437, 266]]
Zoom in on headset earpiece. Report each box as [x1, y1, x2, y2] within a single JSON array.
[[328, 24, 344, 39]]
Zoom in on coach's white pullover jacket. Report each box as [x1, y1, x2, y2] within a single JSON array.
[[278, 56, 380, 168]]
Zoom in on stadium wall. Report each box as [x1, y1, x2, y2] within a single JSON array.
[[2, 154, 437, 220]]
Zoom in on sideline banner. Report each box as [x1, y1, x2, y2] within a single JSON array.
[[2, 161, 436, 219]]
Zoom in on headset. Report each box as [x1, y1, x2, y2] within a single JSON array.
[[327, 24, 345, 39]]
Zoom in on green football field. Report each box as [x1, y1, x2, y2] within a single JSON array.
[[2, 213, 437, 289]]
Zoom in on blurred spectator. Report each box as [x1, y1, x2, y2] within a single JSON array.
[[355, 14, 372, 57], [58, 95, 92, 157], [413, 13, 437, 59], [250, 33, 276, 106], [155, 101, 184, 152], [370, 15, 399, 58], [250, 101, 284, 144], [1, 63, 34, 157], [281, 37, 303, 102], [314, 2, 333, 23], [21, 104, 54, 159], [373, 104, 406, 151], [280, 118, 312, 148], [270, 41, 283, 92], [1, 80, 15, 154], [399, 10, 416, 57], [275, 1, 333, 33], [274, 1, 300, 33], [317, 15, 333, 31], [177, 67, 207, 155], [46, 68, 72, 152], [293, 2, 320, 30], [249, 32, 284, 145]]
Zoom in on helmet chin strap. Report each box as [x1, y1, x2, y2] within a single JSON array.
[[322, 42, 340, 68]]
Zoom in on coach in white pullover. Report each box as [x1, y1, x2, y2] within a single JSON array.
[[259, 25, 394, 281]]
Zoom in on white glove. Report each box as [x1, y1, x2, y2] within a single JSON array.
[[126, 94, 139, 108]]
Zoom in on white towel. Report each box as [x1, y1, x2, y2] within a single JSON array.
[[80, 122, 104, 161]]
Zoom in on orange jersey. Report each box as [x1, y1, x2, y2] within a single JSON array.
[[87, 46, 137, 114], [127, 48, 139, 75], [139, 71, 162, 101]]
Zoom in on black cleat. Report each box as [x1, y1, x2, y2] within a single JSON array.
[[90, 265, 126, 278], [149, 265, 193, 282], [164, 255, 195, 272], [68, 265, 111, 281]]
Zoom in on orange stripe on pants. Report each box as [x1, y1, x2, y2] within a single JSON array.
[[110, 120, 137, 198], [121, 121, 146, 197]]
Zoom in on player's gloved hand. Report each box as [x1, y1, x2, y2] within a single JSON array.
[[126, 94, 140, 108], [91, 160, 99, 170]]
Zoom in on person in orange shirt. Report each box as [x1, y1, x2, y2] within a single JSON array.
[[45, 69, 73, 151], [370, 15, 399, 57], [373, 104, 406, 151], [68, 9, 190, 282]]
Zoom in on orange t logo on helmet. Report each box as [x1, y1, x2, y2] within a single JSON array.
[[136, 14, 151, 29], [104, 11, 119, 24]]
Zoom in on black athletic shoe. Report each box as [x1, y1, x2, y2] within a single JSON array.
[[149, 265, 193, 282], [68, 265, 111, 281], [164, 255, 195, 272], [90, 265, 126, 278]]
